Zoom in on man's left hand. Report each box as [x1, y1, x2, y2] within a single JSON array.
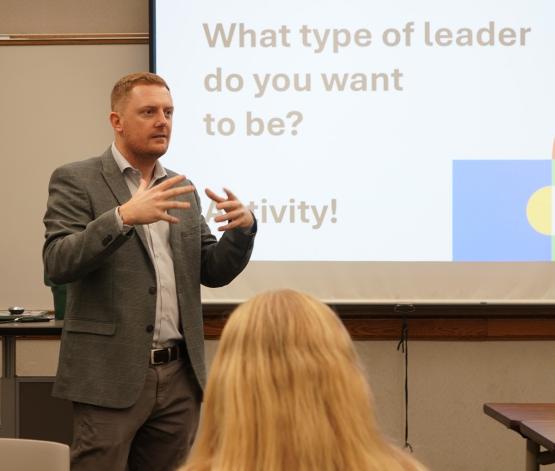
[[205, 188, 254, 231]]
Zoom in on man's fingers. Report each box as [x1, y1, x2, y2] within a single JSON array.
[[163, 185, 195, 199], [159, 201, 191, 210], [156, 208, 180, 224], [223, 187, 238, 201], [205, 188, 225, 203], [157, 174, 186, 190], [160, 213, 180, 224], [214, 209, 242, 223], [215, 200, 241, 212], [217, 220, 241, 232], [206, 187, 241, 205]]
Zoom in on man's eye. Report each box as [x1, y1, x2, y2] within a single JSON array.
[[165, 110, 173, 118]]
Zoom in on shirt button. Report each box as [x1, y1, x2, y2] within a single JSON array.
[[146, 325, 154, 333], [149, 286, 157, 295], [102, 235, 113, 246]]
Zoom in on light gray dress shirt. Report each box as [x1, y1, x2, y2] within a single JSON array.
[[111, 143, 182, 348]]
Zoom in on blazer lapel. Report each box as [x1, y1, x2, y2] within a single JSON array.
[[100, 148, 150, 254]]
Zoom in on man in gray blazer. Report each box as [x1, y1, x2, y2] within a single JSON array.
[[43, 72, 256, 471]]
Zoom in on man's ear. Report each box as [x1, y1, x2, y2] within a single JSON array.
[[110, 111, 123, 132]]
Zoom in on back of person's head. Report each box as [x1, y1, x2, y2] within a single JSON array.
[[182, 289, 427, 471], [110, 72, 169, 111]]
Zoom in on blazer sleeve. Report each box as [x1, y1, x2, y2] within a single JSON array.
[[43, 165, 133, 284], [195, 189, 257, 288]]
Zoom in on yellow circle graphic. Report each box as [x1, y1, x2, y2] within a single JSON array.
[[527, 186, 553, 235]]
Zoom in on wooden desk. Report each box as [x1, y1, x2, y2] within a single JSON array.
[[0, 320, 64, 438], [520, 421, 555, 453], [484, 403, 555, 471]]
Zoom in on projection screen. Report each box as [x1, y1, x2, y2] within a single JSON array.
[[151, 0, 555, 303]]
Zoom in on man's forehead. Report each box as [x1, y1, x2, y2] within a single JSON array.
[[128, 84, 173, 104]]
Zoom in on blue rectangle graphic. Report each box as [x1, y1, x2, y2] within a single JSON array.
[[452, 160, 552, 261]]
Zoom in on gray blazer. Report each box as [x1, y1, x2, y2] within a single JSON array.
[[43, 148, 255, 408]]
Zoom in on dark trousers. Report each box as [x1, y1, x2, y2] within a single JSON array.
[[70, 358, 201, 471]]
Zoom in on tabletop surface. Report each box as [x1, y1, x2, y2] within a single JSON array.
[[0, 319, 64, 336], [520, 420, 555, 451], [484, 403, 555, 429]]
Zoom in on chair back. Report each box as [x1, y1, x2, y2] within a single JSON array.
[[0, 438, 70, 471]]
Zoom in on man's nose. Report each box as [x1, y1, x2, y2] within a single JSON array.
[[155, 111, 169, 126]]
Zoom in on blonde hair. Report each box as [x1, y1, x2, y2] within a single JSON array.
[[181, 289, 427, 471], [110, 72, 169, 111]]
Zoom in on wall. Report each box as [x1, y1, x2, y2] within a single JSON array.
[[0, 0, 148, 309], [0, 43, 149, 308], [1, 0, 148, 34]]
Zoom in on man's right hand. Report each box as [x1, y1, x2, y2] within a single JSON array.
[[119, 175, 194, 225]]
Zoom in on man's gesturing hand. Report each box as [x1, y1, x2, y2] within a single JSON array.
[[119, 175, 194, 225], [206, 187, 254, 231]]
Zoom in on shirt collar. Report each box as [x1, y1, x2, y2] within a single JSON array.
[[111, 142, 167, 182]]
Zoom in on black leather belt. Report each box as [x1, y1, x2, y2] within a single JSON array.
[[149, 345, 184, 365]]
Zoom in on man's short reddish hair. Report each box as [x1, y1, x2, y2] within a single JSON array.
[[110, 72, 170, 111]]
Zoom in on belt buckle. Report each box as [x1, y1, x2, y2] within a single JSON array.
[[150, 347, 169, 365]]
